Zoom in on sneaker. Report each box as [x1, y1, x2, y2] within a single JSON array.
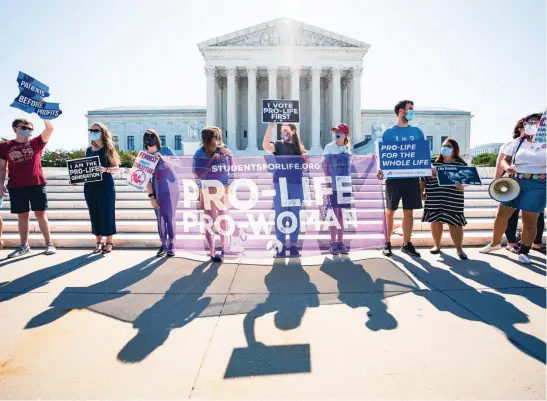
[[382, 242, 392, 257], [457, 251, 468, 260], [329, 243, 340, 255], [166, 251, 175, 258], [289, 246, 300, 258], [275, 246, 286, 258], [401, 242, 421, 257], [156, 246, 166, 257], [44, 243, 57, 255], [430, 247, 441, 255], [518, 254, 531, 264], [211, 255, 222, 263], [8, 244, 31, 259], [479, 243, 502, 254], [337, 242, 349, 254]]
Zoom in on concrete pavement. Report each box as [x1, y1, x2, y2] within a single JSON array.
[[0, 248, 545, 399]]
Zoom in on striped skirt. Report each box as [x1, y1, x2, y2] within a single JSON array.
[[422, 210, 467, 227]]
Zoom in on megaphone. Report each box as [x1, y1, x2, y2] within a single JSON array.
[[488, 177, 521, 202]]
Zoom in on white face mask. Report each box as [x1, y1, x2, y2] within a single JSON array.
[[525, 123, 538, 137]]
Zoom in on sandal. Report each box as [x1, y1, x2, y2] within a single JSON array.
[[505, 245, 519, 254], [102, 243, 114, 254], [93, 242, 104, 254]]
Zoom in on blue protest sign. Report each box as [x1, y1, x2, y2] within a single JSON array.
[[535, 111, 546, 143], [10, 71, 62, 120], [436, 165, 482, 186], [377, 140, 431, 178]]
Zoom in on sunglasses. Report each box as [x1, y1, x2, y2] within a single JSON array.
[[524, 121, 539, 126], [18, 126, 34, 132], [88, 129, 101, 133]]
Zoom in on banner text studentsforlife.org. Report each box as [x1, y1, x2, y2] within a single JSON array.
[[155, 155, 386, 259]]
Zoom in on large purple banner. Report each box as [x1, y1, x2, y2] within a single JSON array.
[[158, 155, 386, 259]]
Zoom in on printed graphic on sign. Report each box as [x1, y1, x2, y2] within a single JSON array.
[[67, 156, 102, 184], [10, 72, 62, 120], [262, 99, 300, 123], [127, 151, 158, 191], [535, 110, 546, 143], [377, 140, 432, 178], [436, 165, 482, 186]]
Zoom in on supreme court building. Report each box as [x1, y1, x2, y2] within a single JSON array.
[[87, 18, 473, 157]]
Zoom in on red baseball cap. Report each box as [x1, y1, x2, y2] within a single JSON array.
[[330, 123, 349, 135]]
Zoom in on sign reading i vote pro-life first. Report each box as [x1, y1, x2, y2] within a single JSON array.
[[378, 140, 432, 178], [10, 72, 62, 120], [262, 100, 300, 123], [67, 157, 102, 185], [535, 111, 547, 143]]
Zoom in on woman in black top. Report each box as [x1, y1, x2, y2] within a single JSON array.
[[420, 138, 467, 259], [263, 122, 307, 258], [85, 122, 120, 254]]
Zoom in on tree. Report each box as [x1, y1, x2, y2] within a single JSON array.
[[472, 153, 498, 167]]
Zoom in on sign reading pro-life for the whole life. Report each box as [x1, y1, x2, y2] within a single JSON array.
[[262, 99, 300, 123], [67, 156, 102, 184], [127, 151, 158, 191], [378, 140, 432, 178]]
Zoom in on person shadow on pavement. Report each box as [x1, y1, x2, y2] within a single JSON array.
[[319, 254, 400, 331], [225, 257, 320, 378], [117, 260, 220, 364], [1, 253, 104, 304], [25, 256, 167, 329], [391, 254, 546, 364]]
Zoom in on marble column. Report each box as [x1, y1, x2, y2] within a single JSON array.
[[268, 68, 277, 99], [347, 72, 353, 139], [352, 67, 363, 144], [310, 67, 322, 153], [290, 67, 300, 101], [205, 66, 216, 126], [341, 79, 348, 123], [246, 66, 258, 152], [216, 77, 223, 132], [226, 67, 237, 150], [331, 67, 341, 125]]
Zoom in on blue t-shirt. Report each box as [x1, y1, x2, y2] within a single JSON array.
[[151, 146, 176, 193], [192, 146, 232, 186], [382, 125, 425, 142]]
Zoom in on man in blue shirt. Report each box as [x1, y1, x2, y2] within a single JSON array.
[[377, 100, 425, 258]]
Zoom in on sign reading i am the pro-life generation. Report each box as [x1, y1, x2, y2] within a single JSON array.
[[377, 140, 432, 178], [262, 100, 300, 123], [127, 151, 159, 191], [67, 156, 102, 185], [436, 165, 482, 186]]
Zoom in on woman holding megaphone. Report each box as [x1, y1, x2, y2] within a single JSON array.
[[481, 113, 546, 264], [496, 115, 545, 254]]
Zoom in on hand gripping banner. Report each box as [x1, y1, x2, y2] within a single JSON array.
[[10, 71, 62, 119], [155, 154, 386, 259]]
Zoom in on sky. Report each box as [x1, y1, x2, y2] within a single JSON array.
[[0, 0, 545, 150]]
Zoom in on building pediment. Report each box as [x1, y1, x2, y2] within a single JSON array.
[[198, 17, 370, 51]]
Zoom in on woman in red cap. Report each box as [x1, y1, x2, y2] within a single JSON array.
[[323, 123, 352, 254]]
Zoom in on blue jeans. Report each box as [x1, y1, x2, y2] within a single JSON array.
[[273, 181, 303, 245]]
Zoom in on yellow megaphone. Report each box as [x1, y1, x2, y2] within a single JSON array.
[[488, 177, 521, 202]]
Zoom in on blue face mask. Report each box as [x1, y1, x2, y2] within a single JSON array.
[[281, 131, 291, 142], [89, 133, 101, 142], [441, 146, 453, 157], [405, 109, 415, 122], [16, 128, 32, 138]]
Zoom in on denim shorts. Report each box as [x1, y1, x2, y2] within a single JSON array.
[[501, 178, 546, 213]]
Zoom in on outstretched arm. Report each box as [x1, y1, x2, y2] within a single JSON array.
[[40, 120, 54, 143], [263, 123, 276, 153]]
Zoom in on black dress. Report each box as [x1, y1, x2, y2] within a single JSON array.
[[84, 147, 117, 236]]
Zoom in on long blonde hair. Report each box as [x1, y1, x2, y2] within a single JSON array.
[[91, 122, 120, 166]]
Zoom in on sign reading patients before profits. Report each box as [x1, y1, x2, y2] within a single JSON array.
[[127, 151, 159, 191], [436, 165, 482, 187], [67, 156, 102, 184], [10, 71, 62, 119], [262, 100, 300, 123], [378, 140, 432, 178]]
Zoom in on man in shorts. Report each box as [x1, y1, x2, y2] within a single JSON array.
[[0, 118, 56, 258], [377, 100, 427, 257]]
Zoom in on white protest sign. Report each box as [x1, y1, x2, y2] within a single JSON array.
[[127, 151, 158, 191]]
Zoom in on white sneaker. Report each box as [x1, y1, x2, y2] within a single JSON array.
[[44, 243, 57, 255], [518, 254, 531, 264], [479, 243, 502, 254]]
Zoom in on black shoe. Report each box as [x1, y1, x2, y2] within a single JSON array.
[[457, 251, 468, 260], [211, 255, 222, 263], [275, 246, 286, 258], [430, 247, 441, 255], [156, 246, 166, 257], [289, 246, 300, 258], [401, 242, 421, 257], [166, 251, 175, 257], [382, 242, 392, 257]]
